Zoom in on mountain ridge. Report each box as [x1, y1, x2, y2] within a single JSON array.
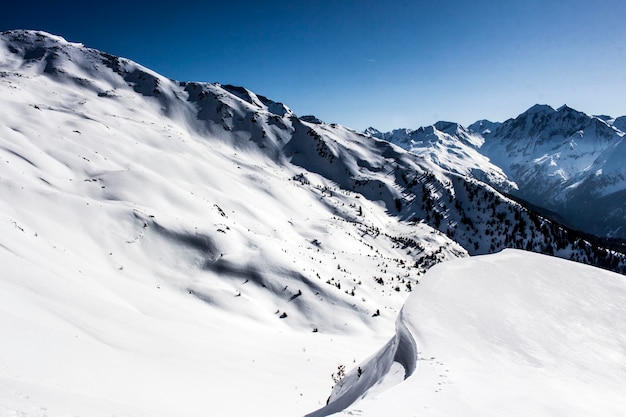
[[369, 103, 626, 240], [2, 29, 624, 272]]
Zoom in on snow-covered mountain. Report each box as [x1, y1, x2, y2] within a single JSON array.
[[1, 30, 625, 416], [365, 121, 515, 192], [371, 104, 626, 240], [481, 104, 626, 238]]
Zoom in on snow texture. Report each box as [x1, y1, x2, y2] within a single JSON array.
[[322, 250, 626, 417], [1, 30, 626, 417]]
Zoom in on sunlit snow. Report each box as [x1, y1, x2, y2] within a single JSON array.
[[1, 30, 626, 417]]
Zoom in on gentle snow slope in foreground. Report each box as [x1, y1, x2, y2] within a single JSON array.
[[323, 249, 626, 416], [0, 214, 385, 417]]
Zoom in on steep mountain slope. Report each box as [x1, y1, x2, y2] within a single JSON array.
[[480, 104, 626, 238], [1, 30, 626, 417], [373, 105, 626, 240], [3, 30, 461, 334], [365, 122, 516, 192], [0, 30, 463, 416]]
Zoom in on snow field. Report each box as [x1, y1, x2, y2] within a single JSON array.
[[332, 250, 626, 416], [0, 31, 461, 415]]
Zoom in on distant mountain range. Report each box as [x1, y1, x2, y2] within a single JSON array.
[[366, 104, 626, 240]]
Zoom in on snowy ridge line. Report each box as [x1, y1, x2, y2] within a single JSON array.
[[371, 105, 626, 240], [332, 250, 626, 416], [306, 308, 418, 416]]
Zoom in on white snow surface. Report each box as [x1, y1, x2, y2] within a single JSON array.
[[2, 30, 626, 417], [0, 30, 463, 417], [323, 249, 626, 417]]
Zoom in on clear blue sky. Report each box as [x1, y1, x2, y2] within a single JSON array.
[[2, 0, 626, 131]]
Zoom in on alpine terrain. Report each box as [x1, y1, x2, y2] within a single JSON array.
[[369, 104, 626, 240], [1, 30, 625, 416]]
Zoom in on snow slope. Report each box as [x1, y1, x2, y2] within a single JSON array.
[[365, 121, 516, 192], [1, 236, 377, 417], [1, 30, 625, 417], [0, 30, 463, 416], [317, 249, 626, 416]]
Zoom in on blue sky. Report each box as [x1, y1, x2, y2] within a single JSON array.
[[2, 0, 626, 131]]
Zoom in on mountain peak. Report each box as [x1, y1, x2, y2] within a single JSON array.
[[557, 104, 574, 112], [613, 116, 626, 133], [363, 126, 379, 134], [523, 104, 556, 116], [301, 115, 324, 124], [556, 104, 586, 117], [468, 119, 500, 135], [433, 120, 463, 135], [2, 29, 79, 48]]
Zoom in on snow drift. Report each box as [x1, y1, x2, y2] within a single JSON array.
[[322, 249, 626, 416]]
